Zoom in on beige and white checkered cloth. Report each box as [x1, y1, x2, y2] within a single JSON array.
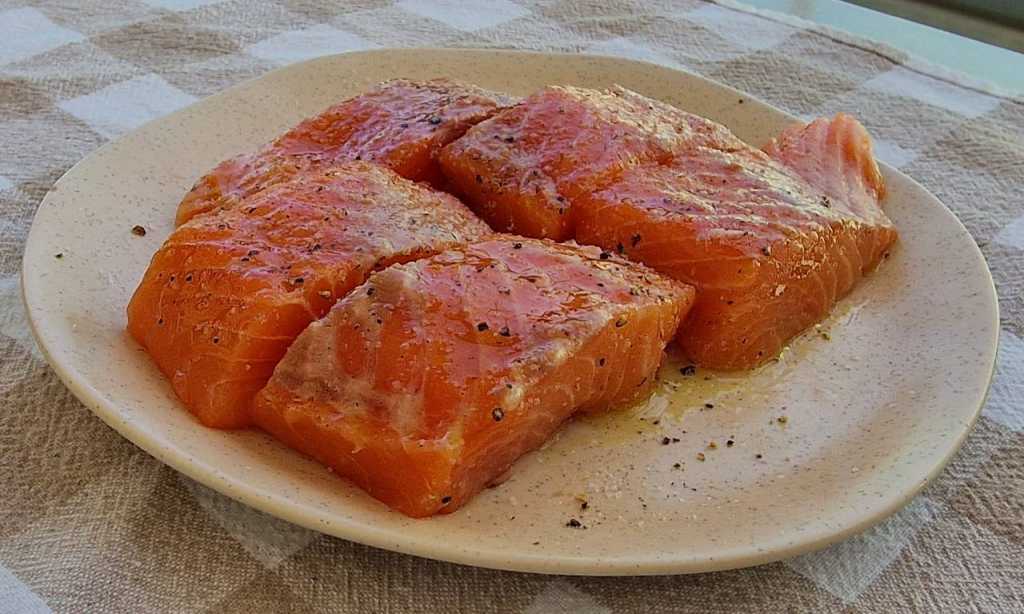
[[1, 1, 1021, 612]]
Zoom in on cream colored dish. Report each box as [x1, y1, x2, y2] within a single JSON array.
[[21, 49, 998, 575]]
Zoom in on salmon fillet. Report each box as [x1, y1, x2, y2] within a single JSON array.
[[438, 86, 711, 240], [575, 112, 897, 370], [253, 237, 695, 517], [762, 113, 887, 214], [176, 79, 514, 226], [128, 162, 492, 428]]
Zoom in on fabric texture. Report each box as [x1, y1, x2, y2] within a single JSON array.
[[0, 1, 1022, 612]]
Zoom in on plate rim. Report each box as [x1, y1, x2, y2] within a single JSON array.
[[20, 47, 1001, 575]]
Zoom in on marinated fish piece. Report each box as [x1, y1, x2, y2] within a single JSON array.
[[575, 113, 897, 369], [762, 113, 887, 216], [253, 237, 695, 516], [128, 162, 492, 428], [176, 79, 513, 225], [438, 86, 706, 240]]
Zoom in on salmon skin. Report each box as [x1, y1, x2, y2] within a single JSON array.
[[128, 162, 492, 429], [574, 109, 897, 370], [253, 237, 695, 517], [176, 79, 514, 226], [438, 86, 707, 240]]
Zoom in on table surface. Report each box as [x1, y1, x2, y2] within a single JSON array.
[[0, 1, 1021, 613], [745, 0, 1024, 95]]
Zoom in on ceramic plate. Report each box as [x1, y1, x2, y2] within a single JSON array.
[[21, 49, 998, 575]]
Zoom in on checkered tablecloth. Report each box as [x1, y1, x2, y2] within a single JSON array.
[[1, 1, 1021, 612]]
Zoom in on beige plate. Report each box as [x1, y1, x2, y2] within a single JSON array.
[[21, 49, 998, 575]]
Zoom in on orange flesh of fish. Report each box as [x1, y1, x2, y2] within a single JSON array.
[[128, 162, 492, 428], [438, 86, 713, 240], [575, 111, 897, 369], [175, 79, 514, 226], [252, 237, 694, 516]]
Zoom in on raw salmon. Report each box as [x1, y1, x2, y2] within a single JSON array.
[[176, 79, 513, 225], [438, 86, 708, 240], [762, 113, 887, 215], [575, 112, 897, 369], [252, 237, 694, 517], [128, 162, 492, 428]]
